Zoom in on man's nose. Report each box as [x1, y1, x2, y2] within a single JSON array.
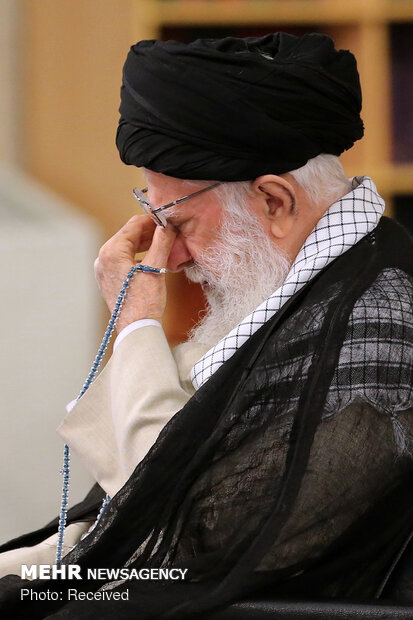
[[166, 236, 193, 272]]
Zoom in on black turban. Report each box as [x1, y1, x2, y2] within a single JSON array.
[[116, 32, 364, 181]]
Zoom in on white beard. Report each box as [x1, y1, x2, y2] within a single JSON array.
[[185, 203, 292, 346]]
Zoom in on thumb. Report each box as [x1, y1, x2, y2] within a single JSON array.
[[143, 225, 177, 269]]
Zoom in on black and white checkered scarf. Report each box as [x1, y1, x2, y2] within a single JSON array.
[[191, 176, 385, 389]]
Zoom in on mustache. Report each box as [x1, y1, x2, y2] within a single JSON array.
[[184, 261, 215, 285]]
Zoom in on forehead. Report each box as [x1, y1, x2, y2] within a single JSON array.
[[144, 169, 213, 197], [143, 169, 224, 226], [144, 169, 219, 221]]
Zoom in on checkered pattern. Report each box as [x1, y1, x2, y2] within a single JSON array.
[[191, 176, 385, 390], [326, 267, 413, 416], [246, 268, 413, 424]]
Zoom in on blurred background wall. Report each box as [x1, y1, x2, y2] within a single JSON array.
[[0, 0, 18, 165], [1, 0, 412, 543]]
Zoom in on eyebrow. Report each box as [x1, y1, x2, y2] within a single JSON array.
[[160, 205, 181, 221], [164, 214, 192, 232], [157, 198, 199, 222]]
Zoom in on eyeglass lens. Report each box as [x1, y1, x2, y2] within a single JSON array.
[[133, 189, 167, 228]]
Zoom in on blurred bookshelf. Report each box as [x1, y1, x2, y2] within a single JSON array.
[[132, 0, 413, 342], [135, 0, 413, 198]]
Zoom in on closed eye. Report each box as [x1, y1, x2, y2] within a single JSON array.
[[166, 216, 190, 231]]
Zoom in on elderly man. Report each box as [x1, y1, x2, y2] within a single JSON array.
[[0, 32, 412, 619]]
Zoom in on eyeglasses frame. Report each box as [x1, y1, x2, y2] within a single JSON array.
[[132, 182, 221, 228]]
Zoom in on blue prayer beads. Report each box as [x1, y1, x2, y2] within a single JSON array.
[[55, 263, 166, 565]]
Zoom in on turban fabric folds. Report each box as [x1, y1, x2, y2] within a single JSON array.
[[116, 33, 364, 181]]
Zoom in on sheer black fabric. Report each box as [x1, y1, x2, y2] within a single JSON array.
[[116, 33, 364, 181], [0, 217, 412, 619]]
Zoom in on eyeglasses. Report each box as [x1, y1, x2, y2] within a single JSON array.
[[132, 182, 221, 228]]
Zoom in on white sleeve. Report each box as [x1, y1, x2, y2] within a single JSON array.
[[113, 319, 162, 351], [65, 319, 163, 414], [58, 326, 205, 497]]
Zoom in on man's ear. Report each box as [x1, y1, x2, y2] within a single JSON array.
[[251, 175, 297, 239]]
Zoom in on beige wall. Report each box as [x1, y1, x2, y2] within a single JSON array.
[[22, 0, 141, 231], [0, 0, 19, 164]]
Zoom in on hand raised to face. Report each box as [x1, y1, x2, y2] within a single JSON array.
[[94, 214, 176, 332]]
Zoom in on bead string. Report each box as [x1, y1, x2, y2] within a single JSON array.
[[56, 263, 166, 565]]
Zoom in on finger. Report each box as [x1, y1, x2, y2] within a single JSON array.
[[120, 215, 156, 253], [143, 225, 177, 269], [103, 215, 156, 258], [117, 214, 155, 239], [133, 238, 152, 256], [135, 226, 157, 254]]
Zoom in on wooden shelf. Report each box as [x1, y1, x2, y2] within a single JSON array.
[[387, 0, 413, 22], [155, 0, 413, 26], [150, 1, 413, 175], [157, 1, 358, 26], [356, 164, 413, 196]]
